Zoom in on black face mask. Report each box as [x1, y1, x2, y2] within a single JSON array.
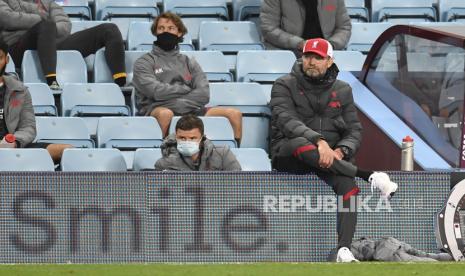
[[155, 32, 180, 51]]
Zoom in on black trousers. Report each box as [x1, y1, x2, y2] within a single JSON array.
[[10, 20, 125, 78], [273, 137, 359, 249]]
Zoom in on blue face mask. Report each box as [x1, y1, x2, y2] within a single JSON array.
[[177, 140, 200, 156]]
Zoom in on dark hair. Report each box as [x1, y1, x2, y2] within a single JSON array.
[[151, 12, 188, 37], [0, 38, 8, 55], [175, 114, 204, 136]]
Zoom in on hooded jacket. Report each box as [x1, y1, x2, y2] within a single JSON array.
[[155, 134, 241, 171], [270, 60, 362, 156], [132, 44, 209, 116], [260, 0, 351, 50], [2, 74, 36, 147], [0, 0, 71, 46]]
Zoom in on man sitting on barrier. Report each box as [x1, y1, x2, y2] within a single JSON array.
[[155, 114, 241, 171], [0, 39, 71, 163], [132, 12, 242, 145], [270, 38, 398, 262]]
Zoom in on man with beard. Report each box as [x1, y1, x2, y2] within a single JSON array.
[[0, 39, 71, 163], [132, 12, 242, 145], [270, 38, 398, 262]]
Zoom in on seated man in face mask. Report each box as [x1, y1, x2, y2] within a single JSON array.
[[132, 12, 243, 146], [155, 114, 241, 171]]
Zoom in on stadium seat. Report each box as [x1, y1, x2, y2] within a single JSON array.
[[347, 22, 393, 53], [0, 149, 55, 171], [61, 83, 131, 135], [96, 117, 164, 169], [232, 0, 261, 21], [345, 0, 369, 22], [180, 17, 222, 43], [261, 84, 272, 103], [5, 54, 15, 74], [230, 148, 271, 171], [181, 51, 233, 82], [169, 116, 237, 147], [26, 83, 58, 116], [59, 0, 92, 21], [96, 0, 159, 43], [198, 21, 264, 52], [235, 50, 296, 83], [61, 83, 129, 117], [132, 148, 162, 171], [208, 82, 270, 150], [440, 0, 465, 22], [127, 21, 194, 51], [61, 148, 127, 172], [93, 49, 145, 84], [372, 0, 436, 23], [96, 117, 163, 149], [35, 117, 95, 148], [21, 50, 87, 87], [163, 0, 229, 20], [333, 50, 366, 71]]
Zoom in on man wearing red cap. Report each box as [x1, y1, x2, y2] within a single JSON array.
[[270, 38, 398, 262]]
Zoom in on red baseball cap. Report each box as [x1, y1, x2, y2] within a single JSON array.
[[302, 38, 334, 58]]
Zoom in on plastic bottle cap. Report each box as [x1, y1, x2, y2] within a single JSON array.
[[4, 134, 16, 143], [403, 135, 414, 142]]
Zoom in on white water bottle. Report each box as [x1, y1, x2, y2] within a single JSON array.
[[0, 134, 16, 148], [401, 135, 414, 171]]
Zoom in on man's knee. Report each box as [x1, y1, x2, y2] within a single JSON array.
[[100, 23, 121, 37], [152, 107, 174, 120], [224, 108, 242, 121]]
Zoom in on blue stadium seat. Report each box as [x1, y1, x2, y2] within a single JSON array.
[[440, 0, 465, 22], [235, 50, 296, 83], [181, 51, 233, 82], [345, 0, 369, 22], [96, 116, 164, 169], [230, 148, 271, 171], [198, 21, 263, 52], [96, 117, 163, 149], [127, 21, 194, 51], [61, 83, 131, 135], [61, 83, 129, 117], [5, 54, 15, 74], [96, 0, 159, 42], [35, 117, 95, 148], [232, 0, 261, 21], [26, 83, 58, 116], [21, 50, 87, 87], [208, 82, 270, 150], [132, 148, 162, 171], [93, 49, 145, 84], [372, 0, 436, 23], [347, 22, 393, 53], [59, 0, 92, 20], [61, 148, 127, 172], [163, 0, 229, 20], [0, 149, 55, 171], [180, 17, 222, 43], [333, 50, 366, 71], [346, 7, 370, 22], [169, 116, 237, 147]]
